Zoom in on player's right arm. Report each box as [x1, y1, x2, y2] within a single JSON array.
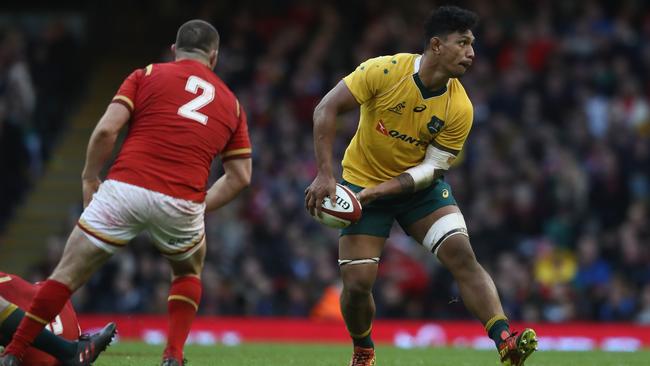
[[81, 103, 130, 207], [81, 69, 141, 207], [304, 81, 359, 217]]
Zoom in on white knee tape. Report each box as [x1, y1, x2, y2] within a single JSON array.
[[422, 213, 469, 257]]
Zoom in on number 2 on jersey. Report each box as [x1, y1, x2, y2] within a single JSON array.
[[177, 76, 215, 125]]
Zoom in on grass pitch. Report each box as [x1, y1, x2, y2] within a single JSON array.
[[94, 342, 650, 366]]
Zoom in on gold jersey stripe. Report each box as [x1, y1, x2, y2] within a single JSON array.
[[145, 64, 153, 76], [0, 303, 18, 325], [78, 219, 129, 245], [235, 99, 241, 118], [222, 148, 252, 157], [26, 312, 49, 325], [112, 95, 134, 110], [168, 295, 199, 311]]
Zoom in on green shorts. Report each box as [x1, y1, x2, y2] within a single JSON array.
[[340, 179, 457, 238]]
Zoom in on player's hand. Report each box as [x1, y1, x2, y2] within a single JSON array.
[[356, 188, 377, 206], [355, 188, 375, 207], [82, 177, 102, 208], [305, 173, 337, 218]]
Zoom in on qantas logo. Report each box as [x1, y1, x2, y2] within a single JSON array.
[[375, 120, 427, 147], [376, 120, 389, 135]]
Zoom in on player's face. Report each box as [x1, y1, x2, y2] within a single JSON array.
[[438, 30, 475, 77]]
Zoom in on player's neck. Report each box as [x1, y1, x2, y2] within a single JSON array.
[[417, 54, 449, 91], [175, 54, 211, 68]]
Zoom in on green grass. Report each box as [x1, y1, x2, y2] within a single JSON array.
[[94, 342, 650, 366]]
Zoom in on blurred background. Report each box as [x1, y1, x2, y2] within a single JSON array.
[[0, 0, 649, 327]]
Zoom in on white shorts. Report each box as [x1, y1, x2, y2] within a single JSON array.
[[78, 180, 206, 261]]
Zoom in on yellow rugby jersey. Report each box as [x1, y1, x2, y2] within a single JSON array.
[[341, 53, 473, 187]]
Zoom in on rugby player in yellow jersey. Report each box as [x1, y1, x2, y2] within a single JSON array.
[[305, 6, 537, 366]]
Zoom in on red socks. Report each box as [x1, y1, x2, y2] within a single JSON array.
[[4, 279, 72, 359], [164, 276, 202, 360]]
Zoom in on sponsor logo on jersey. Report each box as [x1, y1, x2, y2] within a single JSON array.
[[375, 120, 389, 135], [427, 116, 445, 134], [375, 120, 427, 147], [387, 101, 407, 114], [413, 104, 427, 112]]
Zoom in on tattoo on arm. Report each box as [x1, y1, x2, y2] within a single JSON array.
[[397, 173, 415, 194]]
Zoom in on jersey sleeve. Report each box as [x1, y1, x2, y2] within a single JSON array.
[[433, 98, 473, 153], [111, 67, 147, 113], [221, 101, 252, 162], [343, 56, 395, 104]]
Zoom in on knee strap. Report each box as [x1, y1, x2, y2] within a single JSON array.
[[423, 213, 469, 257], [338, 257, 380, 266]]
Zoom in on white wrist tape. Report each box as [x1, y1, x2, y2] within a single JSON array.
[[405, 144, 456, 190]]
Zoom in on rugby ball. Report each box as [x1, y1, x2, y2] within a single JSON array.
[[312, 184, 362, 229]]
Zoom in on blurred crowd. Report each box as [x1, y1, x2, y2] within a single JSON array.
[[20, 0, 650, 323], [0, 20, 85, 229]]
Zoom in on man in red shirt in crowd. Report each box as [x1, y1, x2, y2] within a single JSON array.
[[1, 19, 252, 366], [0, 272, 115, 365]]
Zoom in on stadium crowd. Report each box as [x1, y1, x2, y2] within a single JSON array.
[[12, 0, 650, 323], [0, 19, 85, 230]]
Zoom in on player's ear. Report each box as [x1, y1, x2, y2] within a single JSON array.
[[170, 44, 177, 58], [429, 37, 441, 54], [209, 49, 218, 69]]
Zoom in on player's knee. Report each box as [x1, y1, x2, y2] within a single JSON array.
[[342, 280, 374, 298], [441, 235, 478, 269], [341, 266, 376, 296]]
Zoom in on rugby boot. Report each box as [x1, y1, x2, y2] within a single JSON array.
[[0, 354, 20, 366], [499, 328, 538, 366], [349, 346, 375, 366], [161, 358, 186, 366], [62, 322, 117, 366]]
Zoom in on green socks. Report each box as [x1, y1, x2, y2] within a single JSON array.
[[0, 305, 77, 360]]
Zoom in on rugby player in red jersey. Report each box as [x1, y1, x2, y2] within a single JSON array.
[[1, 19, 251, 366], [0, 272, 115, 366]]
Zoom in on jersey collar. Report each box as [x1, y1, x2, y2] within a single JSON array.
[[412, 55, 448, 99]]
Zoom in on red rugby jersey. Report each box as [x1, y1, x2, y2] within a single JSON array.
[[107, 59, 252, 202], [0, 272, 80, 366]]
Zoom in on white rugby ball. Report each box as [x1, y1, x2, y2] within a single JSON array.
[[312, 184, 362, 229]]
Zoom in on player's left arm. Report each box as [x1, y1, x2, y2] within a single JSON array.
[[205, 157, 252, 212], [81, 103, 131, 207], [357, 100, 473, 205], [205, 101, 252, 212]]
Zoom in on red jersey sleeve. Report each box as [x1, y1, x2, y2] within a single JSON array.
[[221, 101, 252, 162], [111, 66, 148, 113]]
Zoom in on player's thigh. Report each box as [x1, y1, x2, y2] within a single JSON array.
[[168, 236, 207, 279], [339, 235, 386, 291], [403, 205, 475, 267], [147, 192, 206, 264], [51, 226, 113, 290], [78, 180, 147, 247]]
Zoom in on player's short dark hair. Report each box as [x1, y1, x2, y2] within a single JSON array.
[[175, 19, 220, 54], [424, 6, 478, 44]]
